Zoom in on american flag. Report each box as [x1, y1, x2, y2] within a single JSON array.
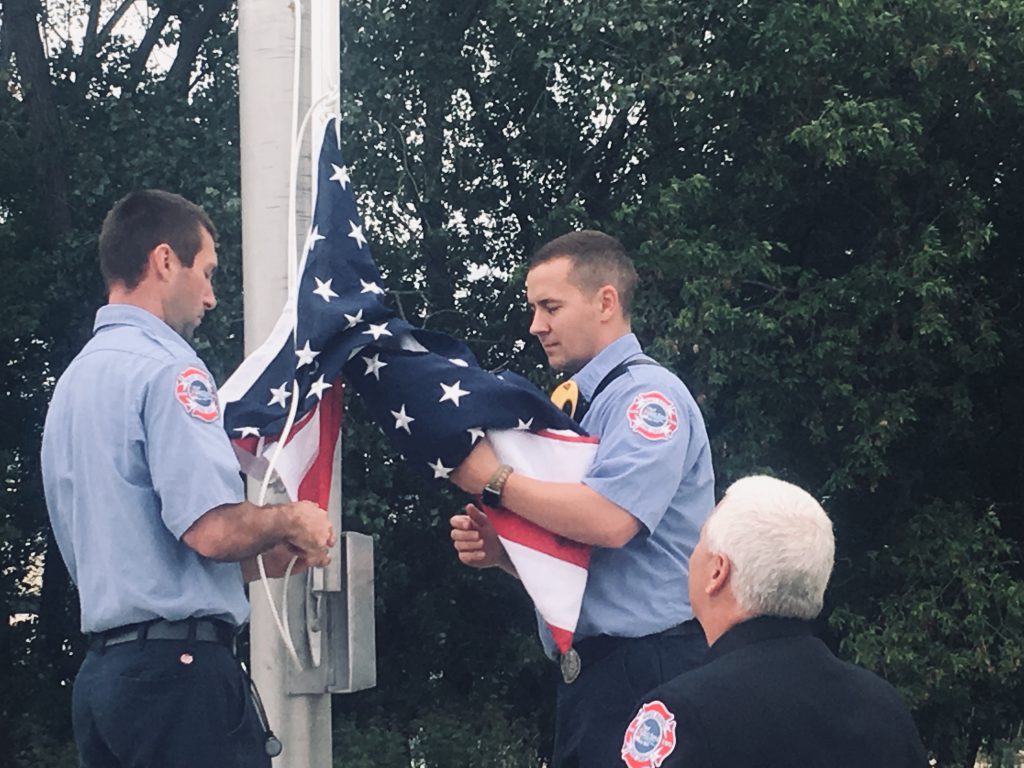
[[219, 118, 596, 652]]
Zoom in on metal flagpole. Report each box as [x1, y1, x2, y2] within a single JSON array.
[[238, 3, 375, 767], [238, 3, 328, 767]]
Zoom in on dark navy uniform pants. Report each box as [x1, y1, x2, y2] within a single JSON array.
[[553, 631, 708, 768], [72, 639, 269, 768]]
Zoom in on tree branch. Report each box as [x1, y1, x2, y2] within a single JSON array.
[[127, 2, 173, 88], [0, 12, 10, 73], [558, 103, 634, 210], [392, 121, 425, 214], [94, 0, 136, 50], [81, 0, 102, 54], [75, 0, 135, 85], [468, 88, 536, 257], [165, 0, 231, 92]]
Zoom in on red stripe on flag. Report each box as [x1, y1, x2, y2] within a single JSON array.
[[232, 434, 259, 453], [483, 504, 591, 570], [297, 378, 344, 508], [535, 429, 600, 444], [547, 624, 575, 654]]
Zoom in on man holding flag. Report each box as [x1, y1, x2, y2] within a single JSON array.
[[450, 231, 715, 768]]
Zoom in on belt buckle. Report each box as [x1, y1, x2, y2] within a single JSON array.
[[560, 648, 581, 684]]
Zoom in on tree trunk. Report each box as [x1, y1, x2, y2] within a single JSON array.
[[3, 0, 72, 241]]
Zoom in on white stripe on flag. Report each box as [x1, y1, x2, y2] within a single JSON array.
[[231, 403, 323, 501], [219, 298, 298, 404], [501, 538, 588, 634], [266, 406, 322, 500], [489, 428, 598, 480]]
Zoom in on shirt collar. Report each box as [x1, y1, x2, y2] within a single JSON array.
[[572, 332, 643, 400], [706, 615, 816, 662], [93, 304, 194, 356]]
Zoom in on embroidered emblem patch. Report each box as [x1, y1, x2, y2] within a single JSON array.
[[626, 391, 679, 441], [621, 700, 678, 768], [175, 367, 219, 423]]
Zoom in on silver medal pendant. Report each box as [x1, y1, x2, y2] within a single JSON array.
[[560, 648, 581, 684]]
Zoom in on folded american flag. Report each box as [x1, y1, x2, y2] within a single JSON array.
[[219, 118, 596, 652]]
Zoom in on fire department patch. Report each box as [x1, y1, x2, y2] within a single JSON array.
[[626, 391, 679, 441], [175, 367, 219, 423], [621, 700, 678, 768]]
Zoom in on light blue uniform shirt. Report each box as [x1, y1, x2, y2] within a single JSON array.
[[539, 333, 715, 656], [41, 305, 249, 634]]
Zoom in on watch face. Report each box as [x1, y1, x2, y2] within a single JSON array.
[[482, 465, 511, 508], [482, 487, 500, 508]]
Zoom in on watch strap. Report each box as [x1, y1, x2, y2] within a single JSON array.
[[481, 464, 513, 508]]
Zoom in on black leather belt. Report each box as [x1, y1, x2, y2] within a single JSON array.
[[559, 618, 704, 683], [89, 618, 237, 652]]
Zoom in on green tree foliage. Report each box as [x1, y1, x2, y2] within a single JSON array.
[[1, 1, 1022, 766]]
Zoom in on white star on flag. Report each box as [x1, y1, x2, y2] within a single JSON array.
[[304, 225, 326, 253], [344, 309, 364, 329], [449, 358, 469, 367], [428, 458, 452, 479], [467, 427, 485, 444], [515, 418, 534, 431], [234, 426, 261, 438], [363, 322, 392, 340], [330, 163, 351, 189], [362, 353, 387, 380], [391, 405, 415, 434], [360, 279, 385, 295], [439, 381, 470, 407], [307, 375, 332, 401], [268, 383, 292, 408], [348, 220, 367, 249], [295, 340, 320, 368], [312, 277, 339, 302]]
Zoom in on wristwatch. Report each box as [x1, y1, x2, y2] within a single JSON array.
[[481, 464, 514, 508]]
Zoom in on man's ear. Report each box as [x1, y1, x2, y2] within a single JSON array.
[[597, 284, 620, 320], [706, 553, 732, 597], [148, 243, 177, 283]]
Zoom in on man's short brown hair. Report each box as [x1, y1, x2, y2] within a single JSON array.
[[98, 190, 216, 290], [530, 230, 639, 316]]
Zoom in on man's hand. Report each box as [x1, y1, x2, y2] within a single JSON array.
[[450, 503, 516, 575], [283, 500, 335, 568], [450, 438, 500, 495], [241, 542, 312, 582]]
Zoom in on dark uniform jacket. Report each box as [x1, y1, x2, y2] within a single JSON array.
[[621, 616, 928, 768]]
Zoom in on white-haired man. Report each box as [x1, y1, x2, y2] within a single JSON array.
[[619, 475, 928, 768]]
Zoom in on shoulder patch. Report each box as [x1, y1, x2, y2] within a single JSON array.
[[622, 700, 678, 768], [626, 391, 679, 441], [174, 367, 219, 423]]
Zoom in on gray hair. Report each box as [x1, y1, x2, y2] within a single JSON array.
[[704, 475, 835, 620]]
